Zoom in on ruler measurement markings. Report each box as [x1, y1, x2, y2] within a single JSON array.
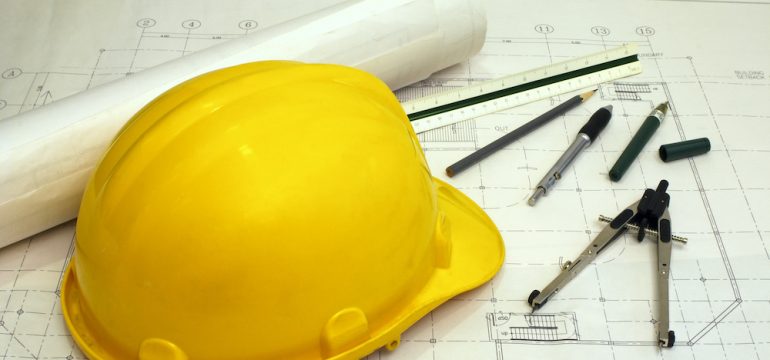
[[406, 47, 638, 120], [405, 45, 641, 133], [409, 66, 641, 132]]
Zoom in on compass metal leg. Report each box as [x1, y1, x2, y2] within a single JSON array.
[[526, 180, 680, 349], [657, 210, 675, 348], [528, 205, 636, 311]]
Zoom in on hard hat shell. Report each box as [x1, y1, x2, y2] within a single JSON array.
[[62, 61, 504, 360]]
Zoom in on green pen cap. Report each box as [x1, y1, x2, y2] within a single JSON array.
[[659, 137, 711, 162]]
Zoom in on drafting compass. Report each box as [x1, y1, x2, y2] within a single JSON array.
[[527, 180, 683, 348]]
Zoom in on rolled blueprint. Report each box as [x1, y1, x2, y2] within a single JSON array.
[[0, 0, 487, 248]]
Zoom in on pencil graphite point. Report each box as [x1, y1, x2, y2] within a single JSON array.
[[580, 89, 598, 102]]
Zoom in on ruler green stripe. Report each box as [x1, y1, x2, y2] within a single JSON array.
[[407, 54, 639, 122]]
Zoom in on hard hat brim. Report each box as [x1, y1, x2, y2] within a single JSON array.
[[349, 177, 504, 352], [60, 177, 504, 359], [61, 179, 503, 360]]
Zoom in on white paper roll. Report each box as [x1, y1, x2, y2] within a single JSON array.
[[0, 0, 486, 248]]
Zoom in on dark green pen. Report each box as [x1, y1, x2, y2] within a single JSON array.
[[609, 102, 669, 181]]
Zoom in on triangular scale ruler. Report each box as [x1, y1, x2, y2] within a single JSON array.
[[403, 44, 642, 133]]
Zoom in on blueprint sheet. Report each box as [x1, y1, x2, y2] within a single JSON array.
[[1, 0, 770, 359]]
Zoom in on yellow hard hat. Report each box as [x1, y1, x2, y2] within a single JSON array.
[[62, 61, 504, 360]]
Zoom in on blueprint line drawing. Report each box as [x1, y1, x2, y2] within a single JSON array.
[[487, 312, 580, 342], [380, 13, 769, 360], [0, 18, 240, 120], [2, 0, 770, 359]]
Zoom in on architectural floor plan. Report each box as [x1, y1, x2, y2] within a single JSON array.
[[1, 0, 769, 359]]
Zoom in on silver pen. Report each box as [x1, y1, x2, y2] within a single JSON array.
[[528, 105, 613, 206]]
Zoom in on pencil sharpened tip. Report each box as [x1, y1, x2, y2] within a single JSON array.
[[580, 89, 598, 101], [602, 104, 613, 112]]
